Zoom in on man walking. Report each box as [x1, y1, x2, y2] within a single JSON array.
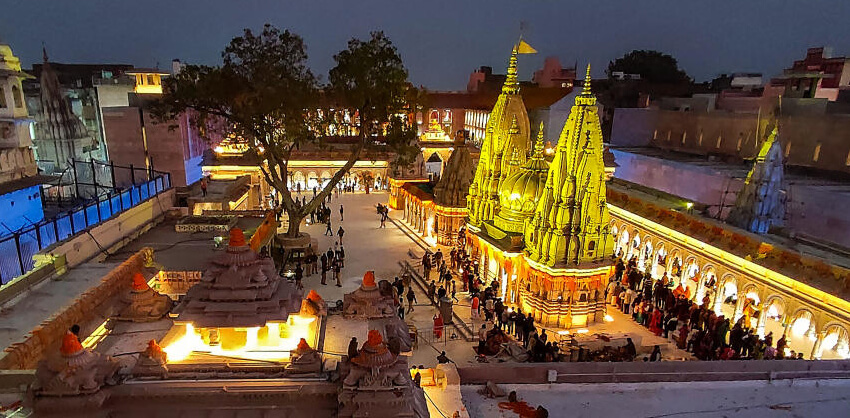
[[325, 220, 334, 236], [406, 287, 417, 313], [338, 226, 345, 244], [333, 258, 342, 287], [339, 204, 344, 221], [320, 253, 328, 285]]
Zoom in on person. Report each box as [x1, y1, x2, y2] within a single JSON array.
[[437, 351, 451, 364], [70, 324, 81, 338], [451, 281, 458, 302], [397, 304, 405, 320], [347, 337, 358, 360], [406, 287, 417, 313], [333, 258, 342, 287], [380, 212, 386, 228], [338, 226, 345, 244], [320, 253, 328, 285], [624, 338, 637, 360], [339, 204, 344, 221], [471, 295, 480, 319], [325, 220, 334, 236], [336, 246, 345, 268], [650, 345, 662, 362], [478, 324, 487, 353], [200, 177, 208, 197], [776, 334, 788, 359], [434, 314, 444, 339], [413, 370, 422, 387], [309, 250, 318, 276], [423, 253, 432, 278], [294, 263, 303, 290]]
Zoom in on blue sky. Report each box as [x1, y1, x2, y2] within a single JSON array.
[[2, 0, 849, 90]]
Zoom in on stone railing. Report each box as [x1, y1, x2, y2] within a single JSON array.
[[0, 248, 153, 370]]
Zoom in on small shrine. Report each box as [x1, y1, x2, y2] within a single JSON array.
[[34, 332, 120, 401], [343, 271, 396, 318], [163, 228, 316, 362], [342, 271, 413, 352], [117, 272, 172, 322], [339, 330, 426, 418]]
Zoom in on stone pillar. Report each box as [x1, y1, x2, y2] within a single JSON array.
[[810, 331, 826, 360], [756, 308, 768, 337], [733, 292, 745, 322], [439, 298, 453, 325]]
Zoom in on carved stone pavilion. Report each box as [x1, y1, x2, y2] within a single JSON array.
[[164, 227, 312, 361]]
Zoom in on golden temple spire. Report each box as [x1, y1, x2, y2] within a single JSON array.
[[509, 147, 520, 166], [502, 45, 519, 94], [533, 122, 545, 156], [582, 63, 592, 95]]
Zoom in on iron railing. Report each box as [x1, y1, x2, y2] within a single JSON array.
[[0, 171, 171, 285]]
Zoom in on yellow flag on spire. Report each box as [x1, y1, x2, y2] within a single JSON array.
[[517, 40, 537, 54]]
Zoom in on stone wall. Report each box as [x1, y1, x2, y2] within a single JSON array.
[[0, 248, 153, 370], [457, 359, 850, 384], [610, 107, 850, 174]]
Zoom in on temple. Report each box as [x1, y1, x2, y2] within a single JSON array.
[[163, 228, 314, 362], [466, 61, 614, 327], [727, 125, 786, 234]]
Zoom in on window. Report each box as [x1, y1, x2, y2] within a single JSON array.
[[588, 241, 596, 251], [716, 135, 722, 149], [0, 86, 5, 108], [653, 130, 658, 140], [12, 85, 22, 108], [813, 142, 822, 162], [785, 142, 791, 157], [845, 150, 850, 166], [698, 130, 704, 146], [681, 131, 687, 145], [147, 75, 155, 86], [737, 135, 743, 151], [666, 131, 671, 141]]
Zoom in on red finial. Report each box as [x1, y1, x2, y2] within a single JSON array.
[[362, 271, 376, 287], [229, 228, 246, 247], [366, 329, 383, 347], [60, 331, 83, 356], [132, 272, 149, 291]]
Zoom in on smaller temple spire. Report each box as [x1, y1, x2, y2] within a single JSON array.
[[502, 45, 519, 94], [582, 63, 592, 95], [533, 122, 545, 156], [508, 147, 520, 167]]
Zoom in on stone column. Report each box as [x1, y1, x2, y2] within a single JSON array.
[[733, 292, 745, 322], [756, 308, 768, 337], [810, 331, 826, 360]]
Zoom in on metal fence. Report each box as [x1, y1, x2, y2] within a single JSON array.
[[0, 171, 172, 285]]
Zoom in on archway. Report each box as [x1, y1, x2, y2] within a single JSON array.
[[681, 257, 700, 301], [652, 245, 667, 279], [788, 309, 817, 358], [697, 265, 717, 306], [760, 296, 786, 338], [667, 250, 683, 285], [616, 229, 630, 259], [319, 170, 332, 188], [715, 275, 738, 318], [818, 324, 850, 360], [638, 239, 653, 272], [740, 285, 762, 329], [306, 171, 319, 189], [627, 234, 641, 263]]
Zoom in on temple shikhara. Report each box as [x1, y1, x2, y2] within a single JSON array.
[[465, 53, 614, 327]]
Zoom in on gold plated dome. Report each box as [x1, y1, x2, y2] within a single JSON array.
[[494, 124, 549, 234]]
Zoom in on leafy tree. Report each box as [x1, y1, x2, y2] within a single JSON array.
[[152, 25, 418, 237], [607, 50, 691, 84]]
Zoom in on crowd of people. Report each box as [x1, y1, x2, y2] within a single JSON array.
[[608, 254, 804, 361]]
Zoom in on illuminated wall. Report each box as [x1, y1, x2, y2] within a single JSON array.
[[0, 185, 44, 236]]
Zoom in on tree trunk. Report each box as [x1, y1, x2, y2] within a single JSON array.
[[286, 209, 304, 238]]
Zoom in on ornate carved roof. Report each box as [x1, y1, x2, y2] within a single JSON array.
[[524, 65, 614, 267], [36, 49, 90, 142], [727, 126, 786, 234], [433, 134, 474, 207], [173, 228, 303, 328]]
